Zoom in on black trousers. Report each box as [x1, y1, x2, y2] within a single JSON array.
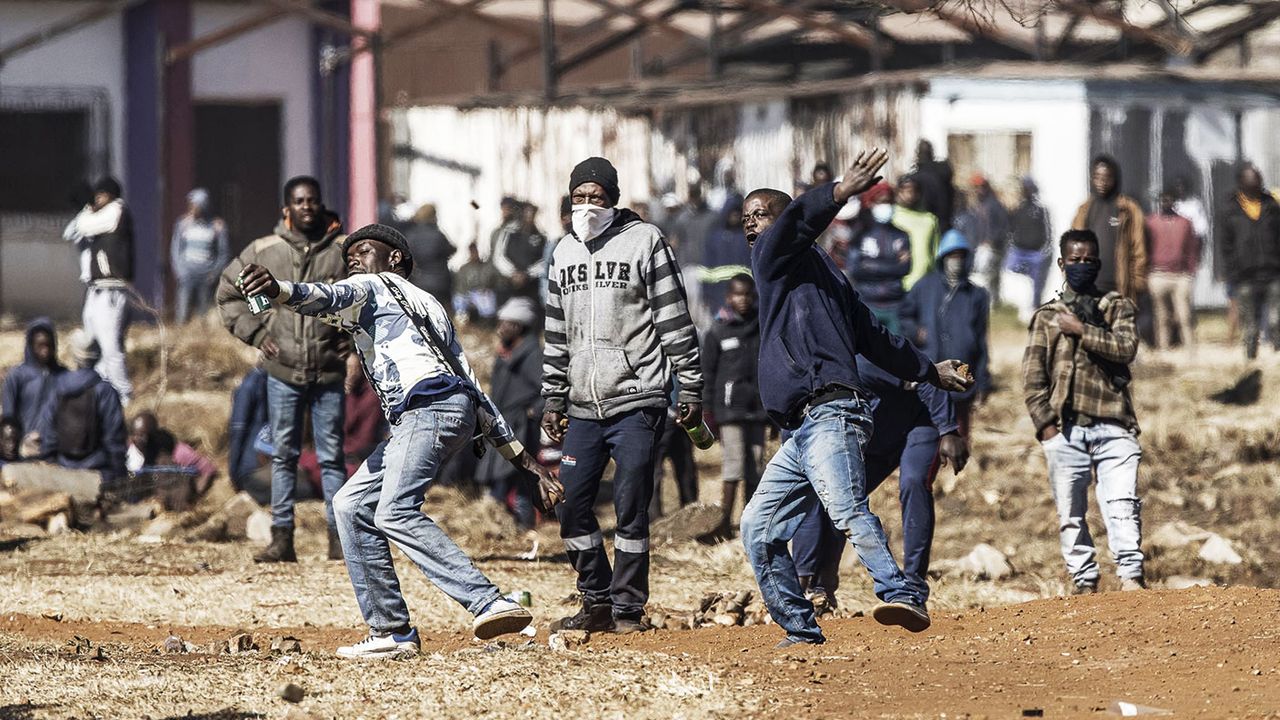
[[556, 407, 664, 619]]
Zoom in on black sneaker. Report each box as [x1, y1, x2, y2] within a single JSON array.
[[872, 601, 931, 632], [550, 604, 614, 633]]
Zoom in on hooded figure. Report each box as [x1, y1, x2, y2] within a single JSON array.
[[1, 318, 67, 439], [1072, 155, 1148, 299], [36, 330, 127, 483], [900, 230, 992, 406]]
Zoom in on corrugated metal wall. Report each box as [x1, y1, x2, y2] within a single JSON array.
[[391, 84, 924, 258]]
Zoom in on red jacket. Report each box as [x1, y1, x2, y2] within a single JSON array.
[[1145, 212, 1200, 275]]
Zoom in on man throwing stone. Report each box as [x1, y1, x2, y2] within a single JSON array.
[[239, 223, 563, 658], [542, 157, 704, 634], [739, 148, 972, 648]]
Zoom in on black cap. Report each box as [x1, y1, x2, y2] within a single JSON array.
[[344, 223, 414, 275], [569, 157, 620, 204]]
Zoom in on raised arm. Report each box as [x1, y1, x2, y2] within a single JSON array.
[[753, 149, 888, 279]]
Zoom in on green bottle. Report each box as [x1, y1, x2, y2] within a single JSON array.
[[679, 404, 716, 450]]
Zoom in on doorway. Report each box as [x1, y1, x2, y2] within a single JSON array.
[[194, 102, 282, 254]]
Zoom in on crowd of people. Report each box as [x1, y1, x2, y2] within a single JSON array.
[[1, 135, 1278, 657]]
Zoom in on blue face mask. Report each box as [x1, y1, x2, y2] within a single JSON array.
[[1064, 261, 1100, 291]]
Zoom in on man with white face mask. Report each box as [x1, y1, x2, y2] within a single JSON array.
[[542, 157, 704, 634]]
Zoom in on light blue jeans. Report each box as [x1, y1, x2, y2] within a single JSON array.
[[266, 376, 345, 528], [333, 392, 503, 634], [1041, 422, 1144, 585], [741, 397, 916, 644]]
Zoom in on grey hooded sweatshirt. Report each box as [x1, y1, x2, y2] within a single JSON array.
[[543, 209, 703, 420]]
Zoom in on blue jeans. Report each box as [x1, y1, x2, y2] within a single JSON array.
[[741, 397, 916, 644], [793, 421, 941, 603], [333, 392, 502, 633], [1041, 422, 1144, 584], [175, 272, 218, 324], [266, 376, 346, 528]]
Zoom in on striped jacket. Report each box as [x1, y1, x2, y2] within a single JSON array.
[[1021, 289, 1140, 435], [543, 208, 703, 420]]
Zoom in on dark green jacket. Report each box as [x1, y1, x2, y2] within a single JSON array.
[[217, 216, 348, 386]]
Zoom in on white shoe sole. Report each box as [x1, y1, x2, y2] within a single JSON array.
[[474, 607, 533, 640], [335, 644, 419, 660]]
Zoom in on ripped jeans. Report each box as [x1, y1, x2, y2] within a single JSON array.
[[1041, 422, 1145, 585], [741, 397, 915, 644]]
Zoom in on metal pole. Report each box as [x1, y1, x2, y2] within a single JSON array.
[[708, 1, 721, 79], [541, 0, 557, 101]]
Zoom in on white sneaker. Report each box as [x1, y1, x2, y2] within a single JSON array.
[[336, 628, 420, 659], [473, 597, 533, 640]]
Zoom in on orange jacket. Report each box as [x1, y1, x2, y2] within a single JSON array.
[[1072, 195, 1148, 299]]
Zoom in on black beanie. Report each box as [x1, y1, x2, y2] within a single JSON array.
[[569, 157, 620, 204], [345, 223, 415, 275]]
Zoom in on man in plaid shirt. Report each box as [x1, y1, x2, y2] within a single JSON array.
[[1022, 229, 1145, 594]]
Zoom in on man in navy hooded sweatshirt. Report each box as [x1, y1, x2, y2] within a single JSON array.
[[739, 148, 972, 648], [1, 318, 66, 453], [900, 228, 992, 437]]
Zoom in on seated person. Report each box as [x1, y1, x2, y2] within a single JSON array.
[[37, 330, 127, 490], [1, 317, 67, 453], [127, 411, 218, 495]]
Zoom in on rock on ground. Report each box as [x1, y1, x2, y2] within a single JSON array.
[[649, 502, 724, 545], [1198, 534, 1243, 565], [1149, 521, 1212, 550], [954, 543, 1015, 580]]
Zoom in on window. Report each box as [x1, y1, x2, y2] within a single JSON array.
[[0, 110, 89, 213]]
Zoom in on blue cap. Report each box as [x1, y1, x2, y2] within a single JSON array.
[[936, 229, 971, 260]]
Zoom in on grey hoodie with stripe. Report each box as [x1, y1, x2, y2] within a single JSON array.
[[542, 209, 703, 420]]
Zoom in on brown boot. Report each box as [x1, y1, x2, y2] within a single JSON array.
[[328, 528, 344, 561], [254, 525, 297, 563]]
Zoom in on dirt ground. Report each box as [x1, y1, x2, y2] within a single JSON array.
[[0, 310, 1278, 719]]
